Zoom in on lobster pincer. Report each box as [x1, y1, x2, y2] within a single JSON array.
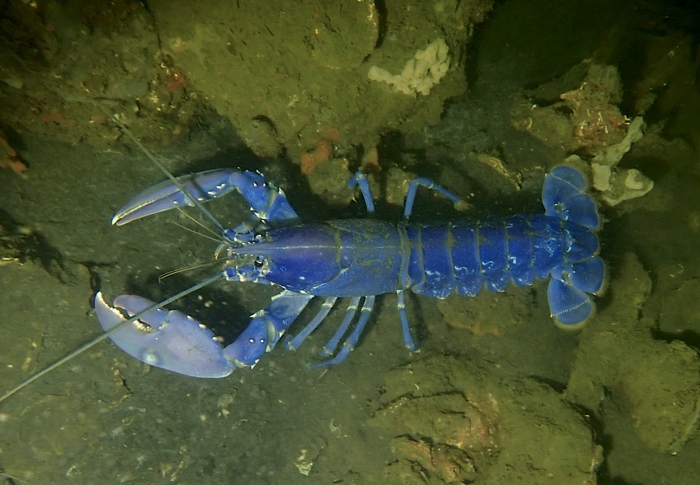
[[112, 168, 299, 227], [95, 293, 237, 377], [95, 290, 314, 377]]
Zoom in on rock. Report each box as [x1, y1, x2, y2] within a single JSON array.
[[599, 167, 654, 206], [511, 62, 654, 208], [149, 0, 493, 164], [660, 279, 700, 335], [370, 355, 600, 484], [305, 158, 354, 206], [566, 253, 700, 454], [590, 115, 644, 171]]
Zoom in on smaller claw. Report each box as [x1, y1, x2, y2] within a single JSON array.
[[112, 169, 299, 226], [95, 292, 236, 378], [112, 169, 238, 226]]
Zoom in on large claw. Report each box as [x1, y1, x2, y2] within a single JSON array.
[[95, 290, 313, 378], [95, 292, 237, 378], [112, 169, 298, 226]]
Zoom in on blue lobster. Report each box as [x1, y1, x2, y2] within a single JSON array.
[[94, 165, 604, 378]]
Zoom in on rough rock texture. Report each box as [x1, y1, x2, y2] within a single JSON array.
[[566, 253, 700, 454], [370, 355, 601, 485], [0, 0, 492, 164], [148, 0, 493, 164], [510, 62, 654, 206], [0, 0, 205, 148]]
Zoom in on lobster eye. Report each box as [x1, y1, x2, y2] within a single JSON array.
[[254, 258, 264, 268]]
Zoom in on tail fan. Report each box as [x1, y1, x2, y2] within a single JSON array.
[[541, 166, 605, 328]]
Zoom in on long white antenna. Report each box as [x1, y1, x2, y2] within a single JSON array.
[[111, 115, 229, 237]]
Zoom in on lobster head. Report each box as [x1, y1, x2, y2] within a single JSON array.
[[224, 222, 340, 291], [224, 220, 403, 298]]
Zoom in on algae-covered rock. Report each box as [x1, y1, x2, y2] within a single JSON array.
[[566, 253, 700, 454], [370, 355, 601, 485]]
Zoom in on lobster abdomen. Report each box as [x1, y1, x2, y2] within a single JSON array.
[[406, 214, 600, 299]]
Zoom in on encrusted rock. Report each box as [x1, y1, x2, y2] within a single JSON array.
[[368, 39, 450, 96]]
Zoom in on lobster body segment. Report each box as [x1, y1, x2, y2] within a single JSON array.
[[243, 219, 407, 297], [96, 165, 605, 377]]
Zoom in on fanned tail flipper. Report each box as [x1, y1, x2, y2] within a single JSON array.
[[542, 166, 606, 328]]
